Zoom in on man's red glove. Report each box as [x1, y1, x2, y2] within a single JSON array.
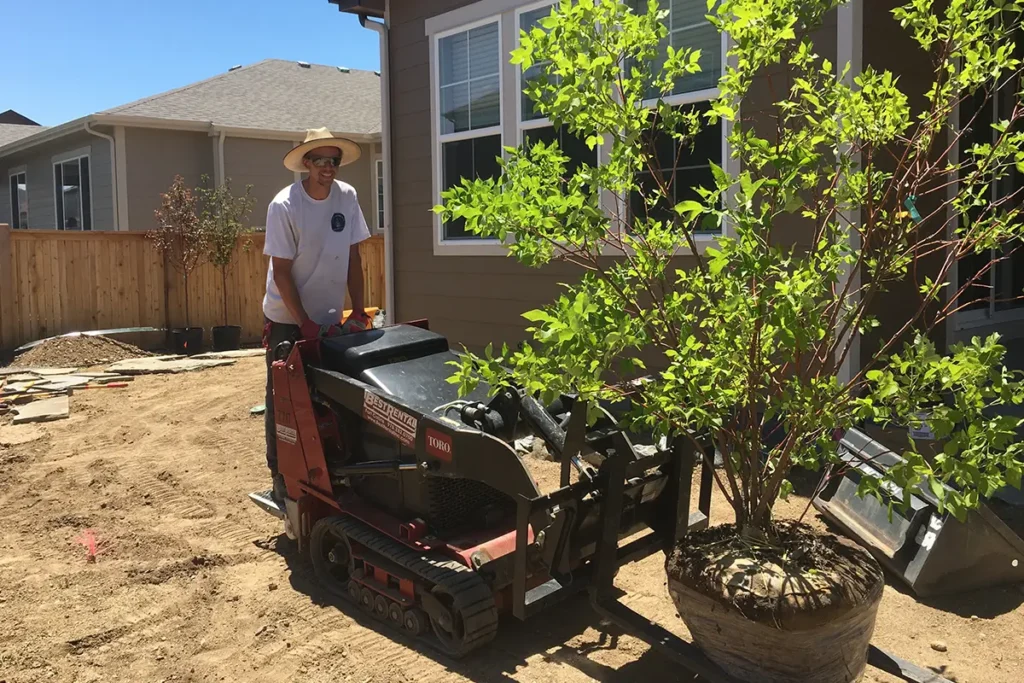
[[300, 319, 327, 340], [340, 310, 372, 335]]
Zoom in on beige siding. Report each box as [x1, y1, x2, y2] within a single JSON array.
[[0, 130, 115, 231], [340, 142, 375, 225], [227, 137, 376, 226], [124, 128, 214, 232], [223, 138, 295, 226]]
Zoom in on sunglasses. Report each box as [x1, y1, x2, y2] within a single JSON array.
[[308, 155, 342, 168]]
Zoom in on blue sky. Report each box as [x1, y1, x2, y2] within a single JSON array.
[[4, 0, 381, 126]]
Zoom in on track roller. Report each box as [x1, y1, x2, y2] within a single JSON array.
[[403, 607, 429, 636], [374, 594, 390, 620], [359, 586, 375, 612]]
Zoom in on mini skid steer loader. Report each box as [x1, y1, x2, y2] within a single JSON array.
[[249, 320, 951, 682]]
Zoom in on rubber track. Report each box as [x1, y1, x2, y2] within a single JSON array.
[[332, 515, 499, 656]]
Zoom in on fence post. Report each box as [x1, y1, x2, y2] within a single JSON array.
[[0, 224, 13, 351]]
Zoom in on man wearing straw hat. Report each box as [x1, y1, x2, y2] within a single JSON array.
[[261, 127, 373, 505]]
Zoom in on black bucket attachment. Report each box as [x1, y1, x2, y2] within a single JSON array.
[[812, 428, 1024, 597]]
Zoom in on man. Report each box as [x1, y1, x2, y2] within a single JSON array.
[[262, 127, 373, 504]]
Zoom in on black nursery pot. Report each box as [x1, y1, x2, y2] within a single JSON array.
[[171, 327, 204, 355], [212, 325, 242, 352]]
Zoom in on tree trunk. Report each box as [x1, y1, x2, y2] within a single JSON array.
[[221, 266, 229, 327], [184, 273, 191, 329]]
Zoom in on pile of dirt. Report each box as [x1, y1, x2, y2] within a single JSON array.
[[10, 335, 152, 369], [666, 520, 884, 629]]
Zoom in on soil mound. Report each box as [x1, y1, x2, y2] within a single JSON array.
[[11, 335, 152, 369], [666, 520, 883, 630]]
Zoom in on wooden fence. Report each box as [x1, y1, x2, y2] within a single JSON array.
[[0, 225, 385, 351]]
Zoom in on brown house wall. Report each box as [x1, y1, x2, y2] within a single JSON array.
[[388, 0, 577, 350], [860, 1, 947, 366], [386, 1, 853, 356]]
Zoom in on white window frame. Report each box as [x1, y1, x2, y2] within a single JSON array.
[[8, 166, 28, 230], [372, 153, 385, 232], [620, 0, 735, 257], [428, 0, 736, 257], [52, 148, 93, 232], [948, 68, 1024, 336], [515, 0, 563, 137], [514, 1, 608, 158], [515, 1, 614, 252], [431, 13, 508, 255]]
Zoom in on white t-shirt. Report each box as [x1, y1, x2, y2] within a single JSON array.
[[262, 179, 371, 326]]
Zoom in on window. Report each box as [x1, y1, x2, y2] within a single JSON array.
[[435, 18, 503, 241], [375, 158, 385, 230], [427, 1, 730, 253], [8, 171, 28, 229], [639, 0, 723, 100], [54, 155, 91, 231], [518, 3, 598, 179], [629, 0, 726, 237], [631, 101, 722, 232], [955, 23, 1024, 323]]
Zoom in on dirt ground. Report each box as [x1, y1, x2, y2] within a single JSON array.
[[1, 357, 1022, 683]]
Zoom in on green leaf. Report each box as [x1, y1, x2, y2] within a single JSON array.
[[929, 477, 946, 513], [522, 309, 553, 323], [674, 200, 704, 222], [710, 162, 729, 190]]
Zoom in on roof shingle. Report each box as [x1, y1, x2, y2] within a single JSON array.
[[0, 123, 48, 147], [101, 59, 380, 136]]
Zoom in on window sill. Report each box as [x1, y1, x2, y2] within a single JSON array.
[[433, 239, 511, 256], [432, 233, 724, 258], [601, 233, 723, 258]]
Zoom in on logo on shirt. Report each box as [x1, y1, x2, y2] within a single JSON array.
[[331, 212, 346, 232]]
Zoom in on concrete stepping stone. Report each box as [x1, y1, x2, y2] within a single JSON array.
[[13, 396, 70, 424]]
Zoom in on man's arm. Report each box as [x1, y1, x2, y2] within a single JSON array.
[[271, 257, 311, 326], [348, 244, 365, 314]]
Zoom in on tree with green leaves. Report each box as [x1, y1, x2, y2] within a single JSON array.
[[196, 175, 257, 327], [436, 0, 1024, 544]]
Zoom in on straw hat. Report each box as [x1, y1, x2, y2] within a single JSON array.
[[284, 127, 361, 172]]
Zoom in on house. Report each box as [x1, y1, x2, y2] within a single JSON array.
[[333, 0, 1024, 380], [0, 110, 43, 128], [0, 59, 384, 235]]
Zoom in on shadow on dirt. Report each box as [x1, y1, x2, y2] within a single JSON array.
[[260, 533, 702, 683], [882, 574, 1024, 620]]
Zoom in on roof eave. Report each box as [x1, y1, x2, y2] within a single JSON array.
[[0, 114, 380, 157], [328, 0, 385, 19], [96, 115, 381, 141], [211, 124, 380, 143], [0, 116, 93, 158]]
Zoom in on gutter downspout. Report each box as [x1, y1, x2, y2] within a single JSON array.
[[84, 121, 119, 231], [360, 11, 395, 323]]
